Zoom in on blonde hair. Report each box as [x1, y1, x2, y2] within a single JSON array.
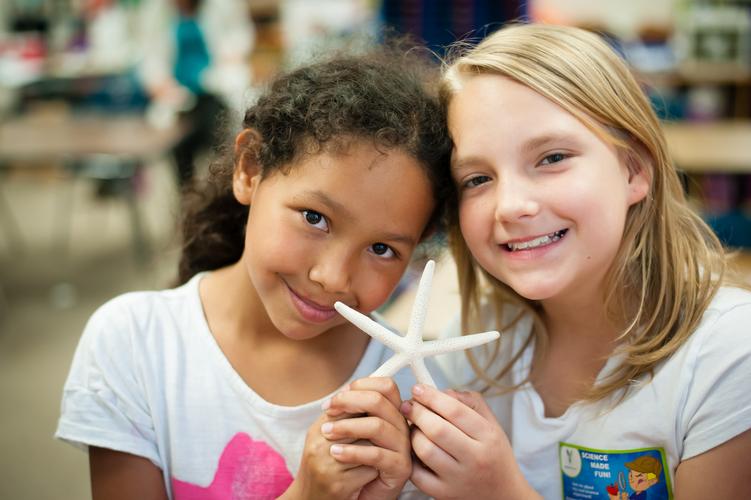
[[442, 23, 732, 401]]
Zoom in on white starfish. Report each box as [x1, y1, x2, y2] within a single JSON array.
[[334, 259, 500, 388]]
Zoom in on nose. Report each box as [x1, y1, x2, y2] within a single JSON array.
[[308, 244, 354, 295], [493, 176, 540, 223]]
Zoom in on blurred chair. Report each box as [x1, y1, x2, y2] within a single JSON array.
[[0, 111, 188, 262]]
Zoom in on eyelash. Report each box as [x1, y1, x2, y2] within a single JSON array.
[[369, 243, 397, 259], [539, 152, 569, 166], [301, 210, 398, 260], [462, 175, 492, 189]]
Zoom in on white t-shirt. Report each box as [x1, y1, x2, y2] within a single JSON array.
[[437, 287, 751, 500], [56, 273, 444, 499]]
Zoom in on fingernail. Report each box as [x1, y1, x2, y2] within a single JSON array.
[[321, 422, 334, 435], [330, 444, 343, 456], [413, 384, 424, 396], [321, 399, 331, 410], [400, 401, 412, 415]]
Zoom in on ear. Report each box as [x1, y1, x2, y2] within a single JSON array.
[[624, 148, 651, 207], [233, 129, 263, 206]]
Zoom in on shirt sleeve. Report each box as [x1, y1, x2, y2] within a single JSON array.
[[679, 300, 751, 459], [54, 295, 162, 468]]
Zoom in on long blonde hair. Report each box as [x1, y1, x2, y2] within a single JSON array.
[[442, 23, 730, 400]]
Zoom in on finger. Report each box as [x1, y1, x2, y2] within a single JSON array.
[[411, 384, 489, 440], [348, 377, 402, 410], [451, 390, 497, 422], [402, 398, 475, 460], [329, 441, 410, 474], [321, 385, 360, 419], [333, 464, 380, 495], [444, 388, 461, 398], [410, 458, 445, 498], [326, 389, 407, 433], [326, 389, 401, 414], [321, 416, 407, 452], [409, 423, 458, 476], [321, 377, 402, 418], [304, 424, 361, 472]]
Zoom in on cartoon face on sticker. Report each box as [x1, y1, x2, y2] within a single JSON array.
[[626, 455, 662, 494], [559, 443, 673, 500]]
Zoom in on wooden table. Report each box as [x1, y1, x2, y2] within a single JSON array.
[[0, 113, 186, 162], [662, 121, 751, 173], [0, 113, 188, 259]]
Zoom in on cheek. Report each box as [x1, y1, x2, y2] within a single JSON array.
[[356, 265, 409, 312], [563, 176, 628, 231], [458, 198, 490, 248], [245, 217, 310, 271]]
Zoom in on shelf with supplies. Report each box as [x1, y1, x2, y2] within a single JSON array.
[[662, 120, 751, 174]]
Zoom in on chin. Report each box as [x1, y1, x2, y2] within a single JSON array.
[[281, 327, 324, 341], [506, 281, 560, 302]]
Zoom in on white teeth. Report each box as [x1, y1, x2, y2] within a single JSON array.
[[507, 230, 565, 251]]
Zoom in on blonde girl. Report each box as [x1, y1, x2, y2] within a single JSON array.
[[401, 23, 751, 499]]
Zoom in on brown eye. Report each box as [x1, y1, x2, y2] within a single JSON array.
[[302, 210, 328, 231], [305, 211, 322, 224], [370, 243, 395, 258], [372, 243, 388, 255]]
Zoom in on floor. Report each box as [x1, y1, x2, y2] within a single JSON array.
[[1, 157, 749, 500], [0, 159, 181, 500]]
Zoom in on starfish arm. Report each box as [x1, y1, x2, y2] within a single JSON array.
[[420, 331, 500, 357], [406, 260, 435, 342], [334, 302, 405, 352], [371, 352, 410, 378], [410, 358, 437, 388]]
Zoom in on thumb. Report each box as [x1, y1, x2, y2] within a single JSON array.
[[357, 474, 401, 500]]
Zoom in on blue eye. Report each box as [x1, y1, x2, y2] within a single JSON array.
[[540, 153, 568, 166], [463, 175, 491, 189], [302, 210, 328, 231], [370, 243, 396, 259]]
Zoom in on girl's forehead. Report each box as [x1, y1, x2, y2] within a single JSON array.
[[261, 144, 435, 239], [268, 142, 428, 192], [448, 75, 619, 146]]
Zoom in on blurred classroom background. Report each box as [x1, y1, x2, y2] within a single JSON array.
[[1, 0, 750, 498]]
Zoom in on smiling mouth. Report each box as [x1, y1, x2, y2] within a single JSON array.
[[504, 229, 568, 251], [285, 283, 341, 323]]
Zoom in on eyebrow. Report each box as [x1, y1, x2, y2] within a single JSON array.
[[520, 132, 577, 154], [299, 190, 418, 246], [302, 190, 352, 218], [378, 232, 417, 246]]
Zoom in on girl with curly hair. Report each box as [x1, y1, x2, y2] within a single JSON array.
[[56, 45, 452, 500]]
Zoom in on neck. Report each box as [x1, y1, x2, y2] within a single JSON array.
[[530, 291, 622, 417], [541, 298, 615, 341], [540, 267, 623, 340], [199, 262, 370, 405]]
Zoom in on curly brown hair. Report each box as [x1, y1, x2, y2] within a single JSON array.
[[177, 44, 453, 284]]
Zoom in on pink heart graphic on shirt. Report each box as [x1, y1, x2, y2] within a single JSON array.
[[172, 432, 293, 499]]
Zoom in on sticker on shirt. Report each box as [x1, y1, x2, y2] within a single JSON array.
[[172, 432, 293, 499], [559, 442, 672, 500]]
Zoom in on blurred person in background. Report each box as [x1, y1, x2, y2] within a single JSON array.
[[137, 0, 254, 186]]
